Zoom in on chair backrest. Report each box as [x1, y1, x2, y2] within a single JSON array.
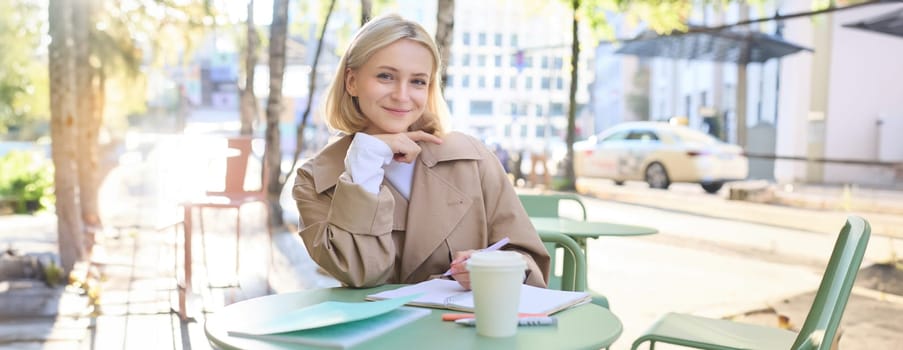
[[537, 231, 586, 291], [792, 216, 870, 350], [518, 193, 587, 220], [209, 136, 265, 198]]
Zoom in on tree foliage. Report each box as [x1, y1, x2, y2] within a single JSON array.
[[0, 1, 49, 137]]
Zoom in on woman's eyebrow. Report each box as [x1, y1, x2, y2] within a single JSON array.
[[376, 65, 429, 78]]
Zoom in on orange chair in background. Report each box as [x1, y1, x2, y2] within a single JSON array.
[[180, 136, 272, 310]]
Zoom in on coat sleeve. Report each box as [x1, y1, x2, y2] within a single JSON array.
[[475, 141, 550, 287], [292, 167, 397, 288]]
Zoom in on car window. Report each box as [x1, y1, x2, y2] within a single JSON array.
[[626, 130, 659, 142], [600, 130, 630, 143], [670, 127, 720, 145]]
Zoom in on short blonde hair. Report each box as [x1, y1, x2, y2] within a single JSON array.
[[324, 13, 449, 136]]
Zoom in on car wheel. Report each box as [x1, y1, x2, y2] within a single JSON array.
[[645, 162, 670, 189], [701, 182, 723, 194], [613, 180, 625, 186]]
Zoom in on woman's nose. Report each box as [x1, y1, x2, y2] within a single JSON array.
[[391, 83, 408, 100]]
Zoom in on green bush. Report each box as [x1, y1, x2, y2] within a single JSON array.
[[0, 150, 54, 214]]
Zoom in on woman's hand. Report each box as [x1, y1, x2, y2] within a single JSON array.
[[370, 131, 443, 163], [448, 249, 476, 290]]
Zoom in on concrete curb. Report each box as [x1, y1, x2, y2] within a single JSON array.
[[576, 182, 903, 239]]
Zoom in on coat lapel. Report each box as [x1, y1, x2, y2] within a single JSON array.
[[399, 132, 481, 282]]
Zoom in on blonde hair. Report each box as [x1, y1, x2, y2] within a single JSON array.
[[324, 13, 449, 136]]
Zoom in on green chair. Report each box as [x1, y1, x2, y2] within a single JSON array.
[[537, 231, 587, 292], [519, 193, 586, 291], [518, 193, 587, 220], [631, 216, 871, 350], [520, 193, 609, 308]]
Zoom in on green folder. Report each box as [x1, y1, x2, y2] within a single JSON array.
[[227, 294, 430, 348]]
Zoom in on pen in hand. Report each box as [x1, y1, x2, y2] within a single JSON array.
[[442, 237, 510, 277]]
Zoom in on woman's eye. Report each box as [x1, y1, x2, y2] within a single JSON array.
[[412, 79, 428, 86], [377, 73, 392, 80]]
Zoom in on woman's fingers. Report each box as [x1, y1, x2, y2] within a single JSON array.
[[405, 131, 443, 145], [370, 131, 443, 163]]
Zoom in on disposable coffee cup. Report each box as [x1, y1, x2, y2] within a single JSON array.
[[466, 250, 526, 337]]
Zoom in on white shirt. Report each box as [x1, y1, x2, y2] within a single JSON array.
[[344, 133, 415, 199]]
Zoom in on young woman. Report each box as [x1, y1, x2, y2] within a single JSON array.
[[292, 14, 549, 289]]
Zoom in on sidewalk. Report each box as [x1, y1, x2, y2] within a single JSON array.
[[0, 131, 338, 349]]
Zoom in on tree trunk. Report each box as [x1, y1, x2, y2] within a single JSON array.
[[435, 0, 455, 93], [562, 0, 580, 191], [74, 0, 102, 242], [49, 0, 86, 275], [264, 0, 288, 228], [287, 0, 336, 182], [360, 0, 372, 25], [240, 0, 259, 136]]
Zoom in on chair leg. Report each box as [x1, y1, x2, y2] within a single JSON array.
[[199, 207, 210, 272], [235, 206, 241, 276], [263, 202, 273, 293]]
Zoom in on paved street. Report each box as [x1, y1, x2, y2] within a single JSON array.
[[574, 180, 903, 349]]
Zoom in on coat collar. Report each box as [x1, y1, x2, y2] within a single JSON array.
[[306, 132, 486, 282], [308, 132, 482, 194]]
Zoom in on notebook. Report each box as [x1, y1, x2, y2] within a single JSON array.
[[228, 295, 429, 349], [366, 279, 591, 315]]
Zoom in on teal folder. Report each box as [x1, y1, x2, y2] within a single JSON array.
[[227, 294, 428, 349]]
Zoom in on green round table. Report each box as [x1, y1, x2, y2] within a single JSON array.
[[205, 285, 623, 350], [530, 217, 657, 291]]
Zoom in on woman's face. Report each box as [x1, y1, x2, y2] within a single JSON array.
[[345, 39, 433, 135]]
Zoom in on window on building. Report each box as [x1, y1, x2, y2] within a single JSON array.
[[511, 34, 518, 48], [463, 54, 470, 67], [541, 57, 549, 69], [504, 124, 512, 137], [494, 55, 502, 67], [478, 76, 486, 88], [556, 77, 564, 90], [446, 75, 453, 88], [535, 105, 542, 116], [470, 100, 493, 115], [525, 57, 533, 68], [541, 77, 551, 90], [509, 103, 517, 115], [463, 32, 471, 45], [462, 75, 470, 88], [537, 125, 546, 137], [494, 33, 502, 46], [477, 55, 486, 67], [494, 76, 501, 89], [550, 103, 565, 116], [554, 57, 563, 69], [520, 124, 528, 137], [526, 77, 533, 89], [509, 76, 516, 89], [685, 95, 691, 119], [478, 32, 487, 46]]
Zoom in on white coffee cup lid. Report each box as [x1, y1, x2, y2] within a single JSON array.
[[466, 251, 526, 270]]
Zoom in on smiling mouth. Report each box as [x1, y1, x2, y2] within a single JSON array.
[[383, 107, 410, 116]]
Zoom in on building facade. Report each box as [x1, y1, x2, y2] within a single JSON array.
[[637, 1, 903, 186]]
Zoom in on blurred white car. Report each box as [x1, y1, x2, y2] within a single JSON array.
[[573, 121, 748, 193]]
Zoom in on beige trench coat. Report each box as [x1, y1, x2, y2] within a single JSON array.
[[292, 131, 550, 288]]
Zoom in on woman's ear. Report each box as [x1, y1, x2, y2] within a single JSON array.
[[344, 68, 357, 97]]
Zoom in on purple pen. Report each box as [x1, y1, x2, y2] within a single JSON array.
[[441, 237, 510, 277]]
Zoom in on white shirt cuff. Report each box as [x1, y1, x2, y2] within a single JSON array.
[[345, 133, 394, 194]]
